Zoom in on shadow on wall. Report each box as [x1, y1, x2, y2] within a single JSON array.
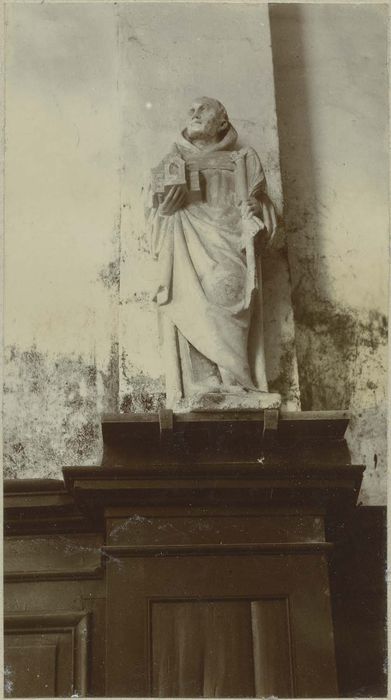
[[269, 4, 387, 411], [269, 3, 323, 409], [269, 4, 318, 232]]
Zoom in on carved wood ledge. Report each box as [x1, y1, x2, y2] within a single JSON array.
[[4, 410, 364, 536], [102, 542, 334, 559]]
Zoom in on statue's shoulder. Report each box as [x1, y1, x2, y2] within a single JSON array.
[[157, 143, 182, 161], [243, 145, 261, 160], [230, 145, 261, 163], [172, 142, 196, 163], [170, 142, 182, 155], [243, 147, 264, 175]]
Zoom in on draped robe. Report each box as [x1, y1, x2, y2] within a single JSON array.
[[146, 126, 277, 406]]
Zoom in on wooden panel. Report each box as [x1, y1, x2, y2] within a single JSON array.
[[251, 599, 293, 697], [151, 600, 256, 697], [328, 506, 387, 696], [106, 513, 325, 546], [4, 632, 72, 697], [82, 596, 107, 697], [4, 612, 89, 697], [4, 531, 104, 584], [5, 643, 57, 697], [4, 534, 103, 573], [150, 598, 293, 698], [106, 553, 338, 697]]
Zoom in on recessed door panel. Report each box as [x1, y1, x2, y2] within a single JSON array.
[[151, 598, 292, 698], [106, 552, 337, 697], [5, 642, 57, 698]]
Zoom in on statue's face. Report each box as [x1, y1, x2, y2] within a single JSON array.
[[186, 98, 227, 141]]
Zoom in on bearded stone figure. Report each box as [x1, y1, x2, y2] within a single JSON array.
[[146, 97, 281, 410]]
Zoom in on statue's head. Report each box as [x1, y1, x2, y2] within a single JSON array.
[[185, 97, 230, 143]]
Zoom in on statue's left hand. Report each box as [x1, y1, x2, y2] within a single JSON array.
[[243, 197, 263, 220]]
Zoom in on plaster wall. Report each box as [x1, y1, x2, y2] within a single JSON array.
[[4, 4, 120, 476], [270, 4, 388, 504]]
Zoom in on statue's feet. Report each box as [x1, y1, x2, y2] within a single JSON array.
[[222, 384, 249, 395], [187, 369, 253, 398], [218, 367, 249, 394], [188, 377, 223, 395]]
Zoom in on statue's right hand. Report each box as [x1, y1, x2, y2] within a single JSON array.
[[158, 185, 187, 216]]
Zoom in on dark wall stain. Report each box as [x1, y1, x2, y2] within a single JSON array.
[[3, 344, 119, 478], [292, 286, 387, 354], [269, 5, 387, 504], [120, 349, 165, 412], [102, 339, 120, 414], [98, 259, 120, 292], [291, 285, 387, 410], [120, 386, 165, 413], [268, 339, 300, 405], [65, 421, 98, 459]]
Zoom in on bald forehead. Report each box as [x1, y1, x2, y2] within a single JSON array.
[[193, 97, 220, 110], [189, 97, 227, 115]]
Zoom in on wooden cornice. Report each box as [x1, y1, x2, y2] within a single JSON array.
[[4, 566, 104, 583], [4, 479, 99, 535], [102, 542, 334, 559], [4, 410, 364, 535], [62, 462, 364, 520], [100, 409, 352, 467]]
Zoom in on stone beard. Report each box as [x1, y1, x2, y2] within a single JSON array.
[[146, 97, 281, 410]]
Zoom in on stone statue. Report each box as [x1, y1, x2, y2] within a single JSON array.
[[146, 97, 281, 410]]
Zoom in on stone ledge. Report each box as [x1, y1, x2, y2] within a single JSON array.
[[172, 391, 282, 412]]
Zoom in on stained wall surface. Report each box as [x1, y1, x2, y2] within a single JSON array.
[[3, 3, 388, 506], [270, 4, 388, 504], [4, 4, 121, 475]]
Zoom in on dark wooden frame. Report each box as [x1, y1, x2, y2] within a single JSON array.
[[4, 611, 90, 696]]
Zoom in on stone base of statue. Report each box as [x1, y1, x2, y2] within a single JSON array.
[[170, 390, 281, 412]]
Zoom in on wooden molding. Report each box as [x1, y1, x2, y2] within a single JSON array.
[[62, 462, 364, 517], [102, 542, 333, 558], [4, 410, 364, 536], [99, 409, 353, 468], [4, 411, 364, 536], [104, 504, 327, 517], [5, 610, 89, 695], [4, 566, 104, 583], [4, 482, 100, 535], [5, 461, 363, 535]]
